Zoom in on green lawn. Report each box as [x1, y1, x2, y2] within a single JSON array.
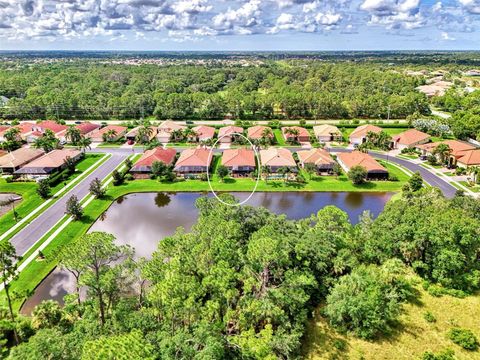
[[302, 277, 480, 360], [459, 181, 480, 193], [273, 129, 286, 146], [0, 154, 105, 239]]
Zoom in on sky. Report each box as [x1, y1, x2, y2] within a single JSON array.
[[0, 0, 479, 51]]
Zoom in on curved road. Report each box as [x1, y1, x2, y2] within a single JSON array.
[[10, 153, 127, 255]]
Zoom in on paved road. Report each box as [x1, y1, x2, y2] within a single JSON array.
[[10, 153, 127, 255], [90, 146, 458, 198]]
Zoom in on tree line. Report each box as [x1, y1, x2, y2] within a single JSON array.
[[0, 62, 430, 121]]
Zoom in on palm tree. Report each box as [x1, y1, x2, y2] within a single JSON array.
[[261, 165, 270, 183], [65, 126, 81, 145], [170, 129, 184, 142], [277, 166, 291, 182], [285, 128, 300, 143], [261, 127, 273, 145], [468, 166, 480, 184], [33, 129, 59, 152], [78, 136, 92, 153], [136, 123, 154, 144], [103, 129, 117, 143], [433, 143, 452, 165], [182, 128, 197, 143]]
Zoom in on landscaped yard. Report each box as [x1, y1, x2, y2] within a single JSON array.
[[302, 277, 480, 360], [459, 181, 480, 192], [273, 129, 286, 145]]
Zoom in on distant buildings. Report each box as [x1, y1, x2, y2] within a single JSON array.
[[281, 126, 310, 143], [157, 120, 186, 143], [416, 81, 453, 97], [218, 126, 243, 143], [313, 125, 342, 143], [191, 125, 216, 142], [87, 125, 127, 143], [349, 124, 382, 145]]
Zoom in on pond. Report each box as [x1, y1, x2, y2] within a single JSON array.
[[0, 193, 22, 217], [21, 191, 393, 314]]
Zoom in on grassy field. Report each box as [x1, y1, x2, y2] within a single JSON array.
[[273, 129, 286, 145], [340, 127, 407, 140], [302, 279, 480, 360], [0, 154, 104, 237]]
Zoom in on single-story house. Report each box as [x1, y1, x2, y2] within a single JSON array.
[[247, 125, 274, 140], [281, 126, 310, 143], [157, 120, 186, 143], [25, 131, 44, 144], [191, 125, 215, 142], [0, 148, 45, 174], [32, 120, 68, 142], [337, 151, 388, 180], [457, 149, 480, 168], [130, 147, 176, 179], [416, 81, 453, 97], [392, 129, 431, 150], [221, 148, 256, 176], [218, 126, 243, 143], [0, 126, 9, 141], [260, 148, 297, 173], [87, 125, 128, 143], [125, 126, 158, 143], [416, 140, 476, 167], [313, 125, 343, 143], [297, 148, 336, 173], [14, 149, 82, 179], [14, 122, 36, 142], [349, 124, 382, 145], [174, 148, 212, 177], [75, 122, 101, 136]]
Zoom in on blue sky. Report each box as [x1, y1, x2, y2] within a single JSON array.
[[0, 0, 479, 50]]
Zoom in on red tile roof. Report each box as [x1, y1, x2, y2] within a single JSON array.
[[247, 125, 273, 139], [36, 120, 68, 134], [15, 122, 35, 135], [260, 148, 296, 167], [192, 125, 215, 140], [337, 151, 387, 173], [131, 147, 176, 170], [281, 126, 310, 138], [75, 122, 100, 135], [349, 124, 382, 139], [457, 149, 480, 166], [297, 148, 335, 166], [218, 126, 243, 138], [393, 129, 430, 146], [417, 140, 475, 157], [175, 148, 212, 168], [222, 149, 255, 167]]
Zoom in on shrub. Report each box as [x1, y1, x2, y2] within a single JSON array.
[[199, 173, 208, 181], [448, 328, 479, 351], [124, 173, 133, 181], [348, 165, 368, 185], [5, 176, 13, 183], [333, 339, 347, 351], [421, 348, 455, 360], [424, 311, 437, 323], [388, 174, 399, 182]]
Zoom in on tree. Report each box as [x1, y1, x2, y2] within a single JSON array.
[[277, 166, 291, 182], [112, 169, 124, 186], [284, 127, 300, 143], [151, 161, 166, 178], [65, 126, 81, 145], [304, 162, 317, 179], [332, 163, 342, 179], [408, 172, 423, 191], [0, 241, 21, 344], [216, 165, 229, 182], [82, 331, 154, 360], [102, 129, 117, 143], [78, 135, 92, 153], [468, 166, 480, 184], [33, 129, 59, 153], [65, 195, 83, 220], [324, 260, 411, 339], [1, 127, 21, 151], [63, 156, 76, 174], [136, 122, 154, 144], [31, 300, 64, 330], [348, 165, 368, 185], [433, 143, 452, 165], [36, 178, 51, 199], [89, 178, 105, 198]]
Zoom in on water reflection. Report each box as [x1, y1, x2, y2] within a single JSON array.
[[21, 191, 393, 314]]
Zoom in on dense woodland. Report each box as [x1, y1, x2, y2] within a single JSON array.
[[2, 187, 480, 359], [0, 61, 430, 120]]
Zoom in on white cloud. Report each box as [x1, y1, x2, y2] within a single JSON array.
[[459, 0, 480, 14], [441, 31, 455, 41]]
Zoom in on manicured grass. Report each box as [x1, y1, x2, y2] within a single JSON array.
[[302, 278, 480, 360], [97, 142, 124, 148], [340, 127, 408, 140], [273, 129, 286, 146], [0, 154, 105, 240], [459, 181, 480, 193]]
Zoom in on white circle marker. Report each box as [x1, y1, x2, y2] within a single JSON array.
[[206, 132, 261, 207]]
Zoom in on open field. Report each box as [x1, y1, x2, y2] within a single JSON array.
[[302, 279, 480, 360]]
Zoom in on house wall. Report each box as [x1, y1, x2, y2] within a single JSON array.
[[349, 136, 365, 145]]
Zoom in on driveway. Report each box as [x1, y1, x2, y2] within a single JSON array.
[[10, 153, 127, 256]]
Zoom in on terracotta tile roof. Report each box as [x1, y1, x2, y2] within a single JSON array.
[[15, 122, 35, 135], [131, 147, 176, 171], [0, 125, 9, 133], [337, 151, 387, 173], [125, 126, 157, 140], [0, 148, 45, 168], [36, 120, 68, 134], [457, 149, 480, 166], [417, 140, 476, 157], [14, 149, 81, 173], [313, 125, 342, 137], [75, 122, 100, 135], [218, 126, 243, 138], [297, 148, 335, 166], [192, 125, 215, 140], [260, 148, 296, 167], [175, 148, 212, 168], [158, 120, 186, 132], [349, 124, 382, 140], [222, 149, 255, 167], [88, 125, 127, 139], [247, 125, 273, 139], [393, 129, 430, 146], [281, 126, 310, 138]]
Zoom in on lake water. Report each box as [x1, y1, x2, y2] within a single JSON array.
[[21, 191, 393, 314]]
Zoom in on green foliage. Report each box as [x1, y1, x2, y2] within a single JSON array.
[[409, 172, 424, 191], [216, 165, 229, 181], [421, 348, 456, 360], [348, 165, 368, 185], [65, 195, 83, 220], [33, 129, 59, 153], [324, 260, 412, 339], [82, 331, 154, 360], [112, 170, 124, 186], [36, 179, 51, 199], [448, 328, 479, 351], [423, 311, 437, 323], [89, 178, 105, 198]]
